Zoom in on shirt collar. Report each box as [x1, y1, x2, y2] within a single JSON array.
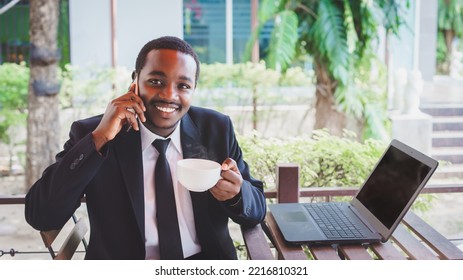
[[139, 120, 182, 155]]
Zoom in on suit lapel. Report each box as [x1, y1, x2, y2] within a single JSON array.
[[113, 129, 145, 241]]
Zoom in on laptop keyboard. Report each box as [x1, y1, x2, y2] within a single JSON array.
[[304, 203, 367, 239]]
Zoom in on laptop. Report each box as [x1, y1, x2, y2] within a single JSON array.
[[269, 139, 439, 245]]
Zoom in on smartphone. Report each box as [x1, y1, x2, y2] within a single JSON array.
[[126, 76, 138, 132]]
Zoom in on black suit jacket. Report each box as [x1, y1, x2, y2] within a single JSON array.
[[25, 106, 266, 259]]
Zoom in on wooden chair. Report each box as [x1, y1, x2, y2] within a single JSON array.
[[240, 223, 274, 259], [40, 214, 88, 260], [239, 164, 300, 260]]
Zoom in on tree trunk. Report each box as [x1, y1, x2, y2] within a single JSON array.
[[26, 0, 61, 190], [313, 61, 346, 136]]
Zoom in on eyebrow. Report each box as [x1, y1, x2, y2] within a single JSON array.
[[147, 70, 194, 84]]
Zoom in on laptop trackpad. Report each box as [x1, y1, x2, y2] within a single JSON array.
[[281, 211, 307, 222], [275, 210, 323, 243]]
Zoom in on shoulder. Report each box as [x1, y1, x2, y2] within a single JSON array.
[[70, 115, 103, 135], [185, 106, 234, 138], [187, 106, 230, 124]]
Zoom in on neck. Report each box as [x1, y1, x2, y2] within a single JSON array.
[[142, 120, 179, 138]]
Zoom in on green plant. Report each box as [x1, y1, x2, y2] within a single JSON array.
[[239, 129, 386, 189], [340, 53, 390, 140], [245, 0, 406, 138], [0, 62, 29, 173], [437, 0, 463, 74], [0, 62, 29, 108], [279, 66, 314, 87], [239, 129, 434, 211], [197, 62, 313, 132]]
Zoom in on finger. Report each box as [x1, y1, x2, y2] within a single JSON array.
[[123, 94, 146, 122], [220, 169, 242, 185], [126, 93, 146, 110], [221, 158, 240, 174], [127, 101, 146, 123], [123, 107, 140, 131], [132, 94, 146, 112], [128, 82, 136, 93], [214, 179, 240, 196]]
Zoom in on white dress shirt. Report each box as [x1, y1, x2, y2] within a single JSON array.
[[140, 121, 201, 259]]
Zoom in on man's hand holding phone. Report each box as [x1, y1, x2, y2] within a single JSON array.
[[125, 77, 140, 132], [91, 77, 146, 152]]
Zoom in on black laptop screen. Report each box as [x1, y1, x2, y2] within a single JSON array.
[[356, 145, 431, 229]]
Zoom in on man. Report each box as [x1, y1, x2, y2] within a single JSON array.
[[25, 36, 266, 260]]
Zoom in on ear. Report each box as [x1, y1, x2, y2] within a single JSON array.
[[131, 70, 137, 80]]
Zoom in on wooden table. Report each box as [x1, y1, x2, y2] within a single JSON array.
[[239, 165, 463, 260], [264, 210, 463, 260]]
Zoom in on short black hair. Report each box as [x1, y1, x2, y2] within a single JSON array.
[[134, 36, 200, 86]]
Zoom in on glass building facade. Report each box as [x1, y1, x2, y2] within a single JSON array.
[[1, 0, 267, 65], [183, 0, 272, 64]]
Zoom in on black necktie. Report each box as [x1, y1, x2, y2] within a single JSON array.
[[153, 138, 183, 259]]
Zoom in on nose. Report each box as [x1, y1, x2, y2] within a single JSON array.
[[159, 83, 178, 100]]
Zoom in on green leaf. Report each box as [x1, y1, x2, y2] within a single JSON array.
[[375, 0, 403, 34], [243, 0, 288, 62], [244, 0, 406, 138], [438, 0, 463, 35], [238, 130, 387, 189], [312, 0, 350, 85], [267, 10, 299, 70], [0, 63, 29, 146], [346, 0, 362, 41], [259, 0, 286, 24]]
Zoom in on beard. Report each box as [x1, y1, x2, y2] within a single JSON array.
[[142, 114, 181, 137]]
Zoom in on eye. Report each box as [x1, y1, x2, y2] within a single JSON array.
[[178, 83, 192, 90], [148, 79, 164, 87]]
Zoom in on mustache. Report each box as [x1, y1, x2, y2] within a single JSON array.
[[148, 99, 181, 108]]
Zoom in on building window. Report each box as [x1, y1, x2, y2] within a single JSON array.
[[183, 0, 272, 64], [0, 0, 70, 67], [184, 0, 226, 63]]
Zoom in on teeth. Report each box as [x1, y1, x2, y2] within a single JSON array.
[[156, 106, 176, 113]]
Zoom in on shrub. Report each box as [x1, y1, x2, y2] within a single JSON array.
[[0, 63, 29, 173], [239, 129, 386, 189], [239, 130, 435, 211]]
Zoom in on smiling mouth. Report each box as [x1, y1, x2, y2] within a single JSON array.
[[156, 106, 177, 113]]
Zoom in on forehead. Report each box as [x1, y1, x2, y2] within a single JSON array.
[[141, 49, 197, 77]]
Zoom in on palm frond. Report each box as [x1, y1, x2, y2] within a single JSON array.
[[363, 103, 389, 140], [346, 0, 362, 41], [243, 0, 288, 62], [311, 0, 350, 86], [259, 0, 286, 24], [267, 10, 299, 70], [335, 84, 364, 119], [346, 0, 376, 57], [375, 0, 405, 35]]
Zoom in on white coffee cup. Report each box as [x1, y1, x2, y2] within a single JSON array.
[[177, 159, 222, 192]]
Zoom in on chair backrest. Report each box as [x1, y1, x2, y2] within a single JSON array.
[[40, 215, 88, 260], [276, 163, 300, 203]]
